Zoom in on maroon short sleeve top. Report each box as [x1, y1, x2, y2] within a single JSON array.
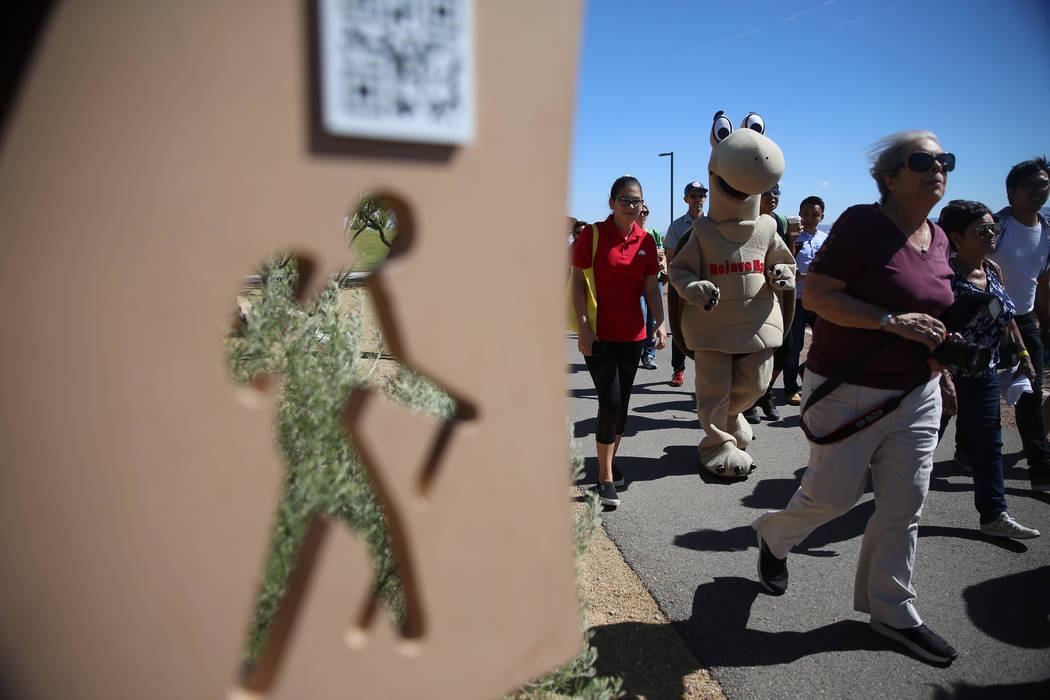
[[806, 204, 955, 390]]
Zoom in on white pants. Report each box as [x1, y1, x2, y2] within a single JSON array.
[[752, 370, 941, 629]]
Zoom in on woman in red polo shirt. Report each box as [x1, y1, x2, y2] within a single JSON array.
[[571, 175, 667, 507]]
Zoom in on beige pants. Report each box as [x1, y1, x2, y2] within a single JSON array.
[[693, 348, 774, 451], [752, 370, 941, 629]]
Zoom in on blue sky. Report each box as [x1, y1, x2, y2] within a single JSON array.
[[568, 0, 1050, 230]]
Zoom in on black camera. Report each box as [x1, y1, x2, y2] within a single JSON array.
[[930, 289, 1002, 373], [930, 333, 991, 373]]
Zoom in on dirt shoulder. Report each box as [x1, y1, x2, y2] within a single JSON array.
[[574, 497, 725, 700]]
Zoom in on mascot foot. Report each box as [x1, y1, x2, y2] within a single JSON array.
[[700, 443, 755, 478], [730, 413, 754, 449]]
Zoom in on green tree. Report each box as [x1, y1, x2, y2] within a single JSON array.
[[346, 195, 397, 248]]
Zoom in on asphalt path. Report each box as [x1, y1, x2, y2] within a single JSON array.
[[566, 334, 1050, 698]]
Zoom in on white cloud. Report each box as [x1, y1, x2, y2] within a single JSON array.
[[820, 181, 831, 188]]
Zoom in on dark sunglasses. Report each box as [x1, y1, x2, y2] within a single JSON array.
[[900, 151, 956, 173], [640, 211, 649, 216], [974, 222, 1000, 236]]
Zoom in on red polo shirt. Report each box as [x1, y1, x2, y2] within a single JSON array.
[[572, 216, 660, 341]]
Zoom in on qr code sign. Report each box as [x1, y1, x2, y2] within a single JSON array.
[[319, 0, 474, 145]]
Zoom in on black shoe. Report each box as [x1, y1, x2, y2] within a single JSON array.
[[757, 389, 779, 421], [743, 405, 761, 425], [611, 464, 626, 488], [870, 621, 957, 664], [597, 481, 620, 507], [756, 532, 788, 595]]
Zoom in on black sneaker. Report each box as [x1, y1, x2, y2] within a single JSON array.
[[597, 481, 620, 507], [757, 389, 780, 421], [611, 464, 626, 488], [756, 532, 788, 595], [743, 405, 761, 425], [871, 621, 957, 664]]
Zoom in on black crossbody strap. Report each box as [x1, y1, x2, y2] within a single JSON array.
[[799, 339, 923, 445]]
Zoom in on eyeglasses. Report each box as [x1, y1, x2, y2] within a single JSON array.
[[974, 222, 1000, 236], [764, 188, 780, 196], [616, 197, 643, 207], [1018, 179, 1050, 193], [899, 151, 956, 173], [639, 211, 649, 217]]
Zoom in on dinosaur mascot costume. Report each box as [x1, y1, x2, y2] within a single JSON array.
[[669, 111, 794, 477]]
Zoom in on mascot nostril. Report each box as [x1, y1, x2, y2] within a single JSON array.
[[666, 111, 796, 480]]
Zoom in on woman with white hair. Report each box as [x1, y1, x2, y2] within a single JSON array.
[[752, 131, 959, 664]]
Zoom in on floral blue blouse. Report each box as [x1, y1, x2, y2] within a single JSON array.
[[949, 258, 1015, 378]]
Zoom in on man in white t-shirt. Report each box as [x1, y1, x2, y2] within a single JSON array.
[[989, 156, 1050, 492]]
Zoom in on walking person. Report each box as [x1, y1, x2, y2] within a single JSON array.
[[571, 176, 666, 507], [782, 196, 829, 406], [937, 199, 1039, 538], [988, 157, 1050, 492], [752, 131, 959, 663]]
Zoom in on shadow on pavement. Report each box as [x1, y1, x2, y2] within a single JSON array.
[[673, 524, 755, 553], [672, 500, 875, 557], [963, 565, 1050, 648], [572, 412, 695, 441], [917, 524, 1030, 553], [762, 414, 800, 429], [929, 678, 1050, 699], [589, 621, 698, 700], [568, 386, 597, 400], [574, 447, 700, 487], [630, 394, 697, 412], [739, 467, 806, 510], [678, 576, 885, 667]]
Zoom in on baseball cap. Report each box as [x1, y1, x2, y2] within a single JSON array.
[[684, 181, 708, 196]]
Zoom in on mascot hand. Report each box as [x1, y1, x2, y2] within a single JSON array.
[[766, 264, 796, 291], [685, 280, 720, 311]]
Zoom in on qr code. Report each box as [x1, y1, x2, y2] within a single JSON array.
[[319, 0, 474, 145]]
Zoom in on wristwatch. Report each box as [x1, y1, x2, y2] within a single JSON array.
[[880, 313, 895, 331]]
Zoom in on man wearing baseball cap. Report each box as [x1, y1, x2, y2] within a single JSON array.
[[663, 181, 708, 386]]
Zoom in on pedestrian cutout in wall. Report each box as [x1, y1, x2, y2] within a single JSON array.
[[229, 194, 477, 693]]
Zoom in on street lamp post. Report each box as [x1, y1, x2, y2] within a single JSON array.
[[658, 152, 673, 224]]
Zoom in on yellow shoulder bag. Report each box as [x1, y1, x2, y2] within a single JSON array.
[[567, 223, 599, 334]]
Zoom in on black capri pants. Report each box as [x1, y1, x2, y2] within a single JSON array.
[[584, 339, 645, 444]]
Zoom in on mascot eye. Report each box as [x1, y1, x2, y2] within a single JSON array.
[[742, 112, 765, 134], [711, 113, 734, 143]]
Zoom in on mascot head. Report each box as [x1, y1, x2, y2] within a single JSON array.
[[707, 111, 785, 226]]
